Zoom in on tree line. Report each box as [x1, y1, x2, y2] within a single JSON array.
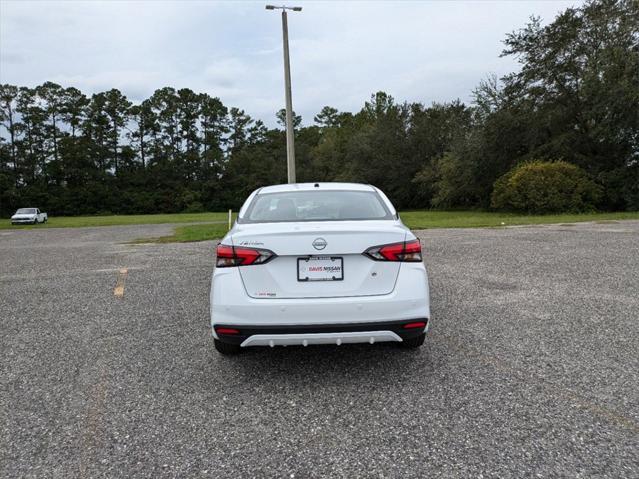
[[1, 0, 637, 217]]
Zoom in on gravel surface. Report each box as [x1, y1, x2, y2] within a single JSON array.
[[1, 221, 638, 478]]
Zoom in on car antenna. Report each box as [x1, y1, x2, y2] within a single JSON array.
[[314, 183, 320, 188]]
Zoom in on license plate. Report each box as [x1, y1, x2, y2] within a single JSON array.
[[297, 256, 344, 282]]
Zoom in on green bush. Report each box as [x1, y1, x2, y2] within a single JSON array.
[[184, 201, 205, 213], [491, 161, 602, 213]]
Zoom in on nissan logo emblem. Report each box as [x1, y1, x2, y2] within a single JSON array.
[[312, 238, 327, 250]]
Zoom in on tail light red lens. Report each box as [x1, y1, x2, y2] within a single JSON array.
[[363, 239, 422, 262], [216, 244, 276, 267]]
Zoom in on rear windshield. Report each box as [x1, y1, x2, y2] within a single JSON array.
[[16, 208, 36, 214], [242, 190, 393, 223]]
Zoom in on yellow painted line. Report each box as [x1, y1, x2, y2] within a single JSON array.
[[114, 268, 128, 298]]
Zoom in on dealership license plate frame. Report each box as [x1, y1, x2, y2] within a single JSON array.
[[297, 256, 344, 282]]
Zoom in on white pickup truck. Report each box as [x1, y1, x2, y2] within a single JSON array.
[[11, 208, 48, 225]]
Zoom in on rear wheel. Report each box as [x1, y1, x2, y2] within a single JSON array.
[[214, 339, 241, 355], [400, 333, 425, 349]]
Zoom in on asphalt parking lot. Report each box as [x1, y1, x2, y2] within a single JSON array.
[[1, 221, 638, 478]]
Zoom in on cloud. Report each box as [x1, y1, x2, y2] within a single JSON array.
[[204, 58, 253, 89], [46, 71, 166, 103], [0, 52, 24, 65], [0, 0, 578, 126]]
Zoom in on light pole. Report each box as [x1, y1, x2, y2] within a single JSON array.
[[266, 4, 302, 184]]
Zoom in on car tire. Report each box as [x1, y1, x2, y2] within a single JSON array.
[[214, 339, 242, 355], [399, 333, 425, 349]]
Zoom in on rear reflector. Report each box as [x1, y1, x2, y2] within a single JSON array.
[[403, 321, 426, 329], [364, 239, 423, 262], [215, 327, 240, 335]]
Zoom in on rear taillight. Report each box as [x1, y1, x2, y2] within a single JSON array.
[[215, 244, 276, 267], [363, 239, 422, 262]]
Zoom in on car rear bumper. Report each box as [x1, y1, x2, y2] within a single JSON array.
[[11, 219, 36, 224], [214, 319, 429, 346], [210, 263, 430, 331]]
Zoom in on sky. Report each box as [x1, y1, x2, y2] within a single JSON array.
[[0, 0, 579, 126]]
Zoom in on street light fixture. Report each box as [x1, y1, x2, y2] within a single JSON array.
[[265, 5, 302, 184], [266, 4, 302, 11]]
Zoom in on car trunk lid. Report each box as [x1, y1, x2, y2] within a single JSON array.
[[230, 221, 407, 299]]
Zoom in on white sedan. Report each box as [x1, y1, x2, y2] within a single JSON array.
[[210, 183, 430, 354]]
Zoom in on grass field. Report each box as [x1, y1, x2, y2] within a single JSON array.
[[398, 210, 639, 229], [3, 210, 638, 242], [129, 210, 639, 243], [0, 212, 230, 230], [128, 222, 232, 244]]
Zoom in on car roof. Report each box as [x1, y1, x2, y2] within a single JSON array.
[[257, 182, 375, 194]]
